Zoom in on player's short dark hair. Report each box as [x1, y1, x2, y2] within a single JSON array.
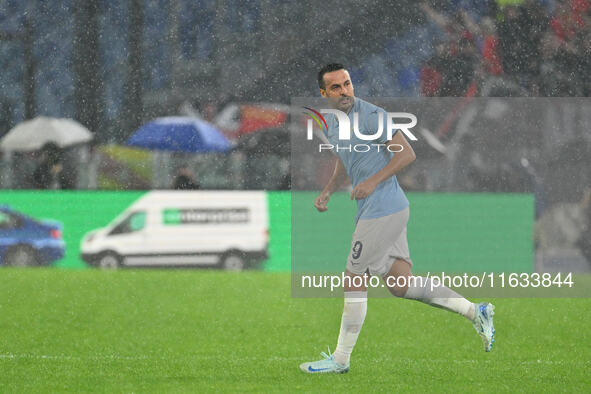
[[318, 63, 345, 89]]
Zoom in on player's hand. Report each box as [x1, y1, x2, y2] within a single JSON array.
[[350, 179, 378, 200], [314, 191, 331, 212]]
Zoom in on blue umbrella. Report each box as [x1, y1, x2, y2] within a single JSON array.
[[127, 117, 231, 153]]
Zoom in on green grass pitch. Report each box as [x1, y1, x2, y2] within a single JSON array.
[[1, 269, 589, 392]]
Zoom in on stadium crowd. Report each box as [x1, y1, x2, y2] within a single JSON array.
[[419, 0, 591, 97]]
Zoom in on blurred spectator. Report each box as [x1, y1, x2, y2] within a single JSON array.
[[420, 2, 471, 47], [172, 165, 200, 190], [535, 188, 590, 250], [419, 3, 479, 96], [537, 29, 581, 95], [420, 41, 447, 96], [419, 0, 590, 97], [441, 36, 478, 95], [279, 171, 291, 190], [58, 149, 79, 190], [32, 143, 63, 189], [550, 0, 588, 42], [497, 4, 544, 80], [476, 16, 504, 75]]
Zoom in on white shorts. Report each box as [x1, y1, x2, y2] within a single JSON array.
[[345, 207, 412, 277]]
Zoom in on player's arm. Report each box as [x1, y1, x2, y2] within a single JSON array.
[[314, 158, 348, 212], [350, 131, 416, 200]]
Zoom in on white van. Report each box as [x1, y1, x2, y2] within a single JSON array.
[[80, 191, 269, 270]]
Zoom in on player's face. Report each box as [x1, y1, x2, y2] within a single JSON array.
[[320, 69, 355, 112]]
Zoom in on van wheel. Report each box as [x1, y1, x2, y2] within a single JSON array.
[[221, 253, 246, 271], [4, 246, 39, 267], [97, 253, 120, 270]]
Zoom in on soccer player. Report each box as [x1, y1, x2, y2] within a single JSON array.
[[300, 64, 495, 374]]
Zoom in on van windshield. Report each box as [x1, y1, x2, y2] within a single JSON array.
[[109, 211, 146, 236]]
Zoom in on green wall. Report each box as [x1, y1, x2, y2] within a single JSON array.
[[271, 191, 534, 273], [0, 191, 533, 273], [0, 191, 145, 268]]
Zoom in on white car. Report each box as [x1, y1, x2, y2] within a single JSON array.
[[81, 191, 269, 270]]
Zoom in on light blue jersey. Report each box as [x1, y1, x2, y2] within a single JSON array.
[[325, 98, 409, 222]]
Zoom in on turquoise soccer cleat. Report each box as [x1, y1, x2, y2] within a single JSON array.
[[300, 348, 349, 374], [472, 302, 496, 352]]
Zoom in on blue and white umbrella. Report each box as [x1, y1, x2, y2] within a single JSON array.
[[127, 117, 231, 153]]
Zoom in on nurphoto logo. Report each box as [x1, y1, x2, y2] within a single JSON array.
[[303, 107, 418, 153]]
